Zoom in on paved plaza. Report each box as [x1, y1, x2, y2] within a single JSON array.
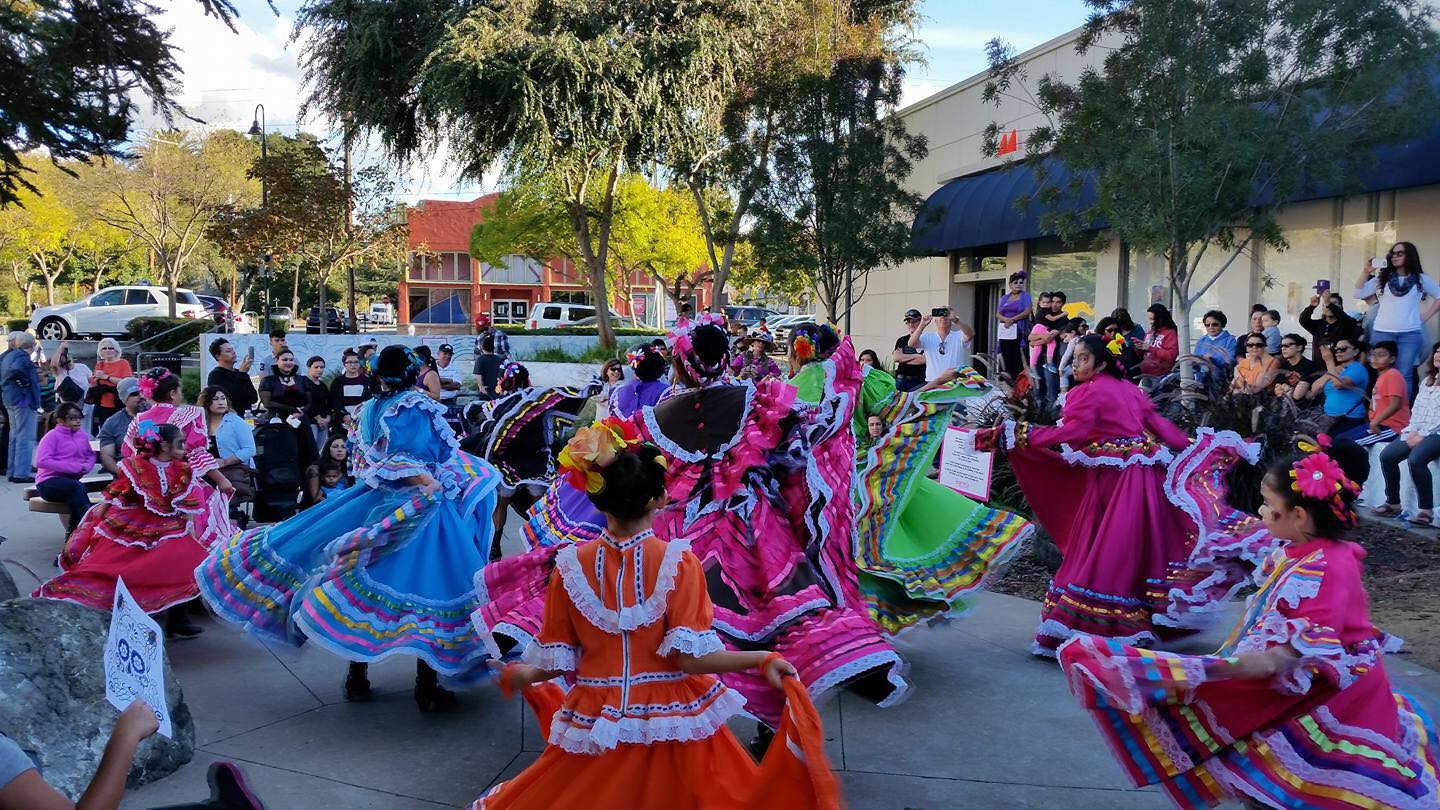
[[2, 480, 1437, 809]]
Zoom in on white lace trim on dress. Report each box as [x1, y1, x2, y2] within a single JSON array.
[[555, 538, 692, 633], [656, 627, 725, 657]]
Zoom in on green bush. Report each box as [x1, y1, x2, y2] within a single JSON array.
[[126, 317, 216, 352], [529, 346, 577, 363], [181, 369, 201, 403], [6, 318, 29, 333]]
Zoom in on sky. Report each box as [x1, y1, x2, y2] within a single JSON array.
[[142, 0, 1094, 202]]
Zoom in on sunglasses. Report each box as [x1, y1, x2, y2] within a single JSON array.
[[1203, 322, 1222, 328], [1246, 342, 1266, 348], [1280, 342, 1299, 348], [1389, 250, 1406, 257], [1334, 345, 1356, 353]]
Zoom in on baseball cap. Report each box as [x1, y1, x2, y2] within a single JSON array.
[[903, 309, 922, 320], [117, 377, 141, 401], [438, 343, 454, 354]]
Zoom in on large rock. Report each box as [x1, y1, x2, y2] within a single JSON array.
[[0, 565, 17, 601], [0, 598, 193, 798]]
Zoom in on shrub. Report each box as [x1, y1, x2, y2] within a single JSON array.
[[125, 317, 216, 353], [181, 369, 201, 403], [6, 318, 29, 333]]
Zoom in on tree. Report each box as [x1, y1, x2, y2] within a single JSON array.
[[96, 130, 258, 316], [0, 161, 80, 305], [751, 49, 928, 330], [608, 177, 711, 320], [297, 0, 761, 348], [984, 0, 1440, 378], [673, 0, 919, 306], [0, 0, 268, 208], [211, 134, 404, 330]]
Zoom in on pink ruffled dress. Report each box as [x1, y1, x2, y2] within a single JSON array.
[[482, 341, 907, 726], [1005, 373, 1202, 655], [1059, 539, 1440, 809]]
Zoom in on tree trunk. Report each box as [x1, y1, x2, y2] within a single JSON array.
[[167, 271, 179, 317], [291, 268, 301, 319]]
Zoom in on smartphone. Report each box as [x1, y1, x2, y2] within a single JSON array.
[[246, 346, 255, 361], [930, 307, 950, 317], [1371, 257, 1387, 270], [901, 347, 919, 355], [1316, 279, 1331, 294]]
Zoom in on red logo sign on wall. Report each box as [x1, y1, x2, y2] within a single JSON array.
[[997, 129, 1020, 156]]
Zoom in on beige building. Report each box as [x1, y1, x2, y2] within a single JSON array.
[[846, 27, 1440, 363]]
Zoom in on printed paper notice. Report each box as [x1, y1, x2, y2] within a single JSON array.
[[104, 577, 172, 738], [939, 426, 993, 502]]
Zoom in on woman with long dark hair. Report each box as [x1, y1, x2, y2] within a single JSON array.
[[1137, 303, 1179, 378], [1355, 240, 1435, 394], [981, 335, 1267, 656], [198, 346, 503, 711]]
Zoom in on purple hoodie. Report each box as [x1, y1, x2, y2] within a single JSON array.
[[35, 425, 96, 484]]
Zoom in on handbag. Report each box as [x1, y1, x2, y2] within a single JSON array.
[[57, 376, 84, 403]]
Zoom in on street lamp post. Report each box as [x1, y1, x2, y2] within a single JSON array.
[[248, 105, 270, 333]]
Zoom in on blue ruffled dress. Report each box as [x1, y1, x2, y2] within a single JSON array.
[[196, 390, 501, 683]]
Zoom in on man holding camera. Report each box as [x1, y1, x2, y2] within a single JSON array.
[[907, 305, 975, 390]]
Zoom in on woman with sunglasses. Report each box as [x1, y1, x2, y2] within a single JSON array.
[[1192, 310, 1237, 384], [1231, 333, 1279, 394], [1355, 241, 1435, 395], [994, 271, 1032, 381], [1271, 334, 1322, 401], [1312, 337, 1370, 435]]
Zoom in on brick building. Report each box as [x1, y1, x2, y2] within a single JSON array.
[[401, 194, 711, 327]]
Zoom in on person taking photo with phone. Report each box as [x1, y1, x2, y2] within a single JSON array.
[[1355, 241, 1436, 395], [907, 305, 975, 390]]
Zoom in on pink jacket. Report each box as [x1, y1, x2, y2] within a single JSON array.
[[36, 425, 96, 484]]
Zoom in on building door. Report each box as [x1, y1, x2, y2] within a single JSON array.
[[493, 299, 529, 325], [972, 281, 1002, 378]]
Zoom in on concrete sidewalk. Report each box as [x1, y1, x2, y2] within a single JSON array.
[[3, 481, 1437, 809]]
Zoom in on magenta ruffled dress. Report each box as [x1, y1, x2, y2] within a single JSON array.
[[478, 341, 908, 726], [1006, 374, 1218, 655], [1059, 539, 1440, 809]]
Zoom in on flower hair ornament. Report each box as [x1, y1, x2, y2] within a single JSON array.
[[792, 333, 816, 365], [133, 419, 164, 456], [136, 368, 171, 399], [557, 416, 665, 493], [666, 311, 729, 384], [1289, 447, 1360, 528]]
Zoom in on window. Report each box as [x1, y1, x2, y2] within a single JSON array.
[[493, 299, 529, 324], [1262, 194, 1395, 337], [409, 290, 470, 324], [91, 290, 124, 306], [125, 289, 156, 305], [565, 306, 596, 322], [438, 252, 473, 281], [551, 290, 592, 305], [951, 244, 1009, 276], [540, 305, 562, 320], [481, 255, 543, 285], [1028, 237, 1098, 317], [1124, 249, 1228, 337]]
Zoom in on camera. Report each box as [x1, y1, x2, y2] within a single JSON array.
[[1371, 257, 1387, 271], [930, 307, 950, 317]]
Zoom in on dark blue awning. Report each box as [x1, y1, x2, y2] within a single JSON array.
[[913, 119, 1440, 255], [909, 158, 1102, 255]]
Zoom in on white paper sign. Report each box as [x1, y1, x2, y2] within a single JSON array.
[[104, 577, 172, 738], [939, 426, 994, 502]]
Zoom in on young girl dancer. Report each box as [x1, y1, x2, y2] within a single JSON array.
[[471, 427, 840, 809], [1059, 443, 1439, 809], [38, 368, 235, 637], [197, 346, 502, 710]]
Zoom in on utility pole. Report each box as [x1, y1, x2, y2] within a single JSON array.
[[343, 120, 357, 334]]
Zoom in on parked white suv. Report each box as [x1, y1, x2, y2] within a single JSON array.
[[29, 285, 208, 340], [527, 302, 596, 330]]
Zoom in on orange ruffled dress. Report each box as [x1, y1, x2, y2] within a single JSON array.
[[471, 529, 842, 809]]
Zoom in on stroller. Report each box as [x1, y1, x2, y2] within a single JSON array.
[[251, 422, 303, 523]]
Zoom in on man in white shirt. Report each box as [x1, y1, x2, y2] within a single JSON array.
[[436, 343, 464, 403], [907, 305, 975, 389]]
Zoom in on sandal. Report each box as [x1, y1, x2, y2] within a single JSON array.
[[1372, 504, 1402, 517], [1410, 511, 1433, 526]]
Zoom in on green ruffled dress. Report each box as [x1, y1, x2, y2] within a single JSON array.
[[790, 364, 1033, 634]]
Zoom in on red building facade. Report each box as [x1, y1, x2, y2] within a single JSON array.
[[401, 195, 710, 327]]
